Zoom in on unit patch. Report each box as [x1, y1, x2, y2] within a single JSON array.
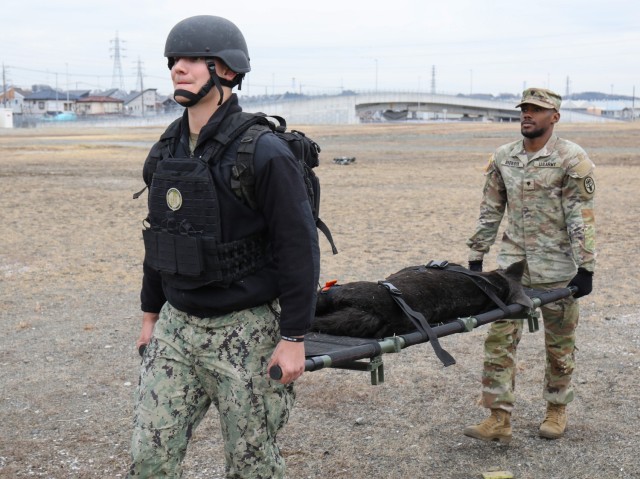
[[166, 188, 183, 211], [584, 176, 596, 194]]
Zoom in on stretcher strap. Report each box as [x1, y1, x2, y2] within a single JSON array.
[[428, 263, 511, 316], [378, 281, 456, 367]]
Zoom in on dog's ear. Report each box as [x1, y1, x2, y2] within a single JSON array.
[[504, 259, 526, 282], [502, 260, 533, 308]]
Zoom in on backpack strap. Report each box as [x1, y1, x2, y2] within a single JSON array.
[[200, 111, 338, 256], [317, 218, 338, 255], [230, 123, 273, 208], [378, 280, 456, 367], [201, 112, 271, 165]]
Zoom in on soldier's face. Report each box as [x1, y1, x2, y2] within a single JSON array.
[[520, 104, 559, 139], [171, 57, 210, 96]]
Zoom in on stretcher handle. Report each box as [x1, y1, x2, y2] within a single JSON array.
[[269, 340, 382, 380], [269, 357, 329, 381]]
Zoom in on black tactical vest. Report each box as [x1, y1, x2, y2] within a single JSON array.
[[142, 144, 269, 290]]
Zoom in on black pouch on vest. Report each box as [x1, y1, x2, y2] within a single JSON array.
[[143, 228, 204, 277], [173, 234, 203, 276]]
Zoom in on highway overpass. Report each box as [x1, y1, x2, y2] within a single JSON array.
[[242, 91, 619, 125]]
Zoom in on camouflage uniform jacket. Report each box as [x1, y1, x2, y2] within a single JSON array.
[[467, 134, 596, 283]]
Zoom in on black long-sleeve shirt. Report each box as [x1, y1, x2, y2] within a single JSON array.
[[140, 95, 320, 336]]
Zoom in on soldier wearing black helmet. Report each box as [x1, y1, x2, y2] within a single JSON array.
[[128, 15, 320, 478]]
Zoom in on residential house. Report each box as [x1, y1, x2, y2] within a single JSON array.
[[0, 86, 30, 114], [161, 95, 182, 114], [124, 89, 157, 116], [76, 95, 124, 116], [23, 86, 83, 116]]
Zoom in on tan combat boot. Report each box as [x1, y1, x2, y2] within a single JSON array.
[[539, 403, 567, 439], [463, 409, 512, 444]]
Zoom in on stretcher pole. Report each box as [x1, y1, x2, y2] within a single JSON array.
[[269, 286, 576, 380]]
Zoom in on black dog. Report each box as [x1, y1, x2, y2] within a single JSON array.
[[312, 260, 533, 338]]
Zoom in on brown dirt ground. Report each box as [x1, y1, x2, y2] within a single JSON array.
[[0, 120, 638, 479]]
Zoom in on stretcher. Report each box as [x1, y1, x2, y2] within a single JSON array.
[[269, 286, 575, 384]]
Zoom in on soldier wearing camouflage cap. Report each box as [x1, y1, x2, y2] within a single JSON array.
[[463, 87, 596, 444]]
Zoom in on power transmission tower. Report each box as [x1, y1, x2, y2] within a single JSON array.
[[136, 57, 144, 92], [110, 32, 126, 91], [565, 76, 571, 98]]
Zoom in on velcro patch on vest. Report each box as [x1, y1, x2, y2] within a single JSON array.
[[568, 156, 594, 178]]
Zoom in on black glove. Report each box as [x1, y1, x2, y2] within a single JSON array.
[[468, 260, 483, 272], [569, 268, 593, 298]]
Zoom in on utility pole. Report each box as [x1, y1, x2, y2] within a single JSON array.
[[2, 63, 6, 107], [110, 31, 126, 91], [374, 59, 378, 92], [431, 65, 436, 94], [136, 57, 145, 117], [55, 72, 59, 112]]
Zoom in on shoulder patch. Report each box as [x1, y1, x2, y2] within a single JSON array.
[[583, 176, 596, 195], [484, 154, 495, 173]]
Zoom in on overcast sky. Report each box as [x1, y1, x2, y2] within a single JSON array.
[[2, 0, 638, 98]]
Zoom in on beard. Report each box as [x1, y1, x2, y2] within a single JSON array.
[[521, 125, 546, 139]]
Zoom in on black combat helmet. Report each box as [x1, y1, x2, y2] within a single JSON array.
[[164, 15, 250, 73], [165, 15, 250, 106]]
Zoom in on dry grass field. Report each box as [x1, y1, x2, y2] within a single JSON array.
[[0, 119, 638, 478]]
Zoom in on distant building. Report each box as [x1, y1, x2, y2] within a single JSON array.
[[76, 95, 124, 116], [561, 100, 602, 116], [0, 86, 30, 114], [621, 107, 637, 121], [23, 86, 80, 116], [161, 95, 182, 114], [124, 89, 158, 116]]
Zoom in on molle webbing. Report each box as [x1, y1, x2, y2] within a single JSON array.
[[143, 229, 269, 288]]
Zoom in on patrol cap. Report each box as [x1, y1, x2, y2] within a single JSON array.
[[516, 88, 562, 110]]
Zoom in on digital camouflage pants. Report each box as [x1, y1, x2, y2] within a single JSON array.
[[128, 301, 294, 478], [481, 280, 579, 411]]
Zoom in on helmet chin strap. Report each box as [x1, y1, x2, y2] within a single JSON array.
[[173, 60, 230, 107]]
